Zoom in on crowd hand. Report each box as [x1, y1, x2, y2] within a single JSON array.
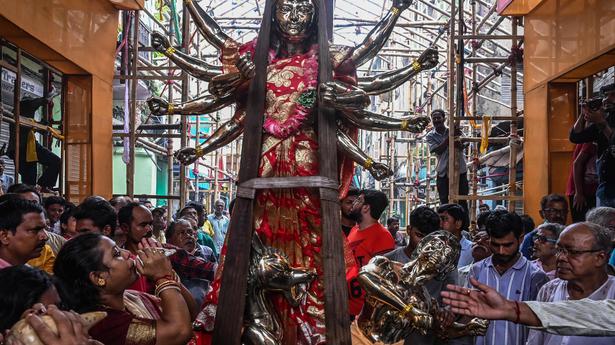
[[392, 0, 413, 11], [136, 238, 173, 281], [7, 305, 102, 345], [584, 108, 607, 124], [573, 193, 587, 211], [174, 147, 200, 165], [236, 52, 255, 80], [369, 162, 393, 181], [146, 97, 169, 115], [417, 48, 439, 70], [441, 277, 511, 320], [151, 32, 171, 53]]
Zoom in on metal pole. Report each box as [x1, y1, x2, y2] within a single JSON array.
[[447, 0, 458, 205], [507, 17, 519, 212], [179, 2, 190, 208], [127, 12, 139, 198], [13, 48, 22, 184], [470, 0, 479, 229]]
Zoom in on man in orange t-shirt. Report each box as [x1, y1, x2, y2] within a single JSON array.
[[346, 189, 395, 315]]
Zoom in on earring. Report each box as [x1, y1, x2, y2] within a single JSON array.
[[97, 278, 106, 287]]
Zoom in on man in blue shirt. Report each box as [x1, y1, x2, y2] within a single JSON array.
[[438, 203, 473, 267], [467, 210, 549, 345], [208, 199, 230, 253]]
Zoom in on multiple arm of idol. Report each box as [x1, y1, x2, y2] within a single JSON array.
[[146, 0, 439, 180]]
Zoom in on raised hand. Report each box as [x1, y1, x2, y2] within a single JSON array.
[[175, 147, 200, 165], [237, 52, 255, 79], [417, 47, 439, 70], [135, 239, 174, 281], [441, 277, 514, 320], [369, 162, 393, 180], [147, 97, 170, 115], [392, 0, 413, 11], [151, 32, 171, 53]]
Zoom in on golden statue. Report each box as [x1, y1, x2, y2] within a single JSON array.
[[358, 231, 489, 343]]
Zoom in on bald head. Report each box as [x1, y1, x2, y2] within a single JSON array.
[[560, 222, 612, 254], [555, 222, 611, 282]]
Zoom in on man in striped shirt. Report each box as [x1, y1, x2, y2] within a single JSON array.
[[467, 210, 549, 345]]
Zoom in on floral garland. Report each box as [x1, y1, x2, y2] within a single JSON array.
[[263, 47, 319, 139]]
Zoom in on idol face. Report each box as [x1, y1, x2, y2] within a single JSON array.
[[274, 0, 315, 42]]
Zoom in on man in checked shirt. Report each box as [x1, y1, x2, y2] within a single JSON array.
[[117, 202, 216, 294]]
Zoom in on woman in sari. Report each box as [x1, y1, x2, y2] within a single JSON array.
[[53, 233, 193, 345]]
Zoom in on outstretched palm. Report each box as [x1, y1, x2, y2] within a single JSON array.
[[441, 277, 513, 320]]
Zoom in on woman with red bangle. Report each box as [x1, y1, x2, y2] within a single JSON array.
[[54, 233, 194, 345]]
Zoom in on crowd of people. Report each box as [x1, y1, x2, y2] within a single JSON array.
[[0, 83, 613, 344], [0, 183, 614, 345]]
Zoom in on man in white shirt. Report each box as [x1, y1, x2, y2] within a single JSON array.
[[526, 222, 615, 345]]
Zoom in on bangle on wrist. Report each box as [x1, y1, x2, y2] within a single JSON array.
[[156, 285, 181, 297], [364, 158, 374, 170], [154, 271, 179, 285], [399, 304, 413, 318], [401, 119, 409, 130], [165, 46, 177, 55], [167, 103, 175, 114], [195, 146, 204, 157], [391, 7, 401, 15], [411, 61, 422, 72]]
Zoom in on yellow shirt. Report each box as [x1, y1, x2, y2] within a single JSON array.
[[202, 220, 215, 237], [27, 244, 56, 274]]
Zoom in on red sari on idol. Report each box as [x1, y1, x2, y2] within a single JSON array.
[[200, 38, 360, 345]]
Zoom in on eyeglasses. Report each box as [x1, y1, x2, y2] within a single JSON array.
[[542, 208, 566, 215], [533, 234, 557, 244], [554, 246, 602, 257]]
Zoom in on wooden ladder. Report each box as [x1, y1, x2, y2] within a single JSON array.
[[211, 0, 351, 344]]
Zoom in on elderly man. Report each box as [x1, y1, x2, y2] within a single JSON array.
[[585, 207, 615, 266], [208, 199, 229, 253], [526, 222, 615, 345], [532, 223, 565, 280], [521, 193, 569, 259]]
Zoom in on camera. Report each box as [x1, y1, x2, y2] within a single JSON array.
[[580, 97, 604, 111]]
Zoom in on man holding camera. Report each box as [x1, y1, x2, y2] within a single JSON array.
[[570, 83, 615, 208]]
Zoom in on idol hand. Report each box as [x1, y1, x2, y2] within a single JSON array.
[[369, 162, 393, 180], [392, 0, 413, 11], [147, 97, 170, 115], [417, 48, 439, 70], [405, 116, 430, 133], [175, 147, 200, 165], [151, 32, 171, 53], [237, 52, 255, 79]]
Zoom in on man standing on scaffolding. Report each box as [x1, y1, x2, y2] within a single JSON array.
[[426, 109, 469, 212], [7, 93, 61, 192]]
